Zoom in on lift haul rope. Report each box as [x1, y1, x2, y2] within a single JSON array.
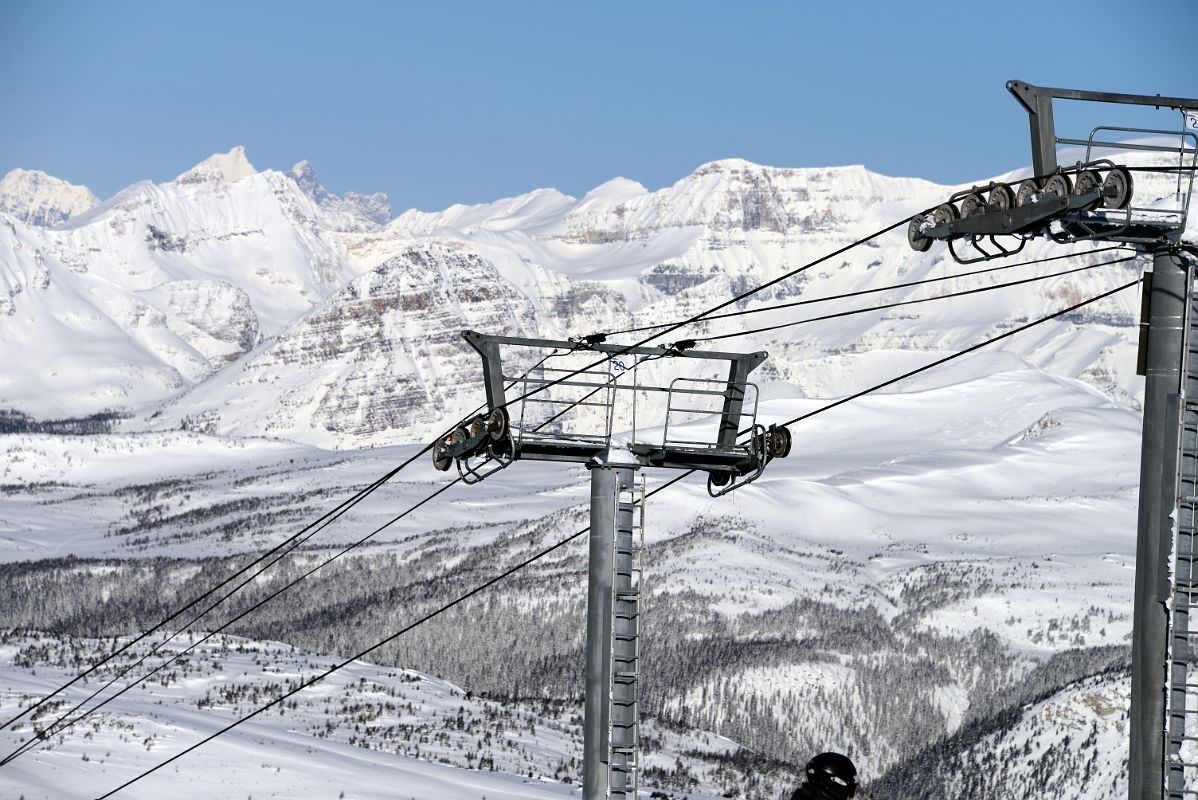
[[88, 472, 693, 800], [781, 278, 1137, 427], [698, 254, 1138, 343], [89, 278, 1136, 799], [490, 250, 1132, 440], [3, 358, 581, 752], [1, 348, 578, 738], [463, 214, 917, 422], [603, 245, 1131, 337]]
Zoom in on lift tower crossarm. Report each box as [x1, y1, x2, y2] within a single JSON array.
[[1007, 80, 1198, 177]]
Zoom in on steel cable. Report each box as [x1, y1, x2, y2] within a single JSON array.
[[1, 342, 577, 741], [600, 245, 1131, 337], [698, 254, 1138, 343]]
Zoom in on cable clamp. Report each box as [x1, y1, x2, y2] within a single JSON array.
[[568, 333, 607, 349]]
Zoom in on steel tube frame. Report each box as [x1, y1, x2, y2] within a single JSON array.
[[1007, 80, 1198, 177], [1132, 246, 1188, 800]]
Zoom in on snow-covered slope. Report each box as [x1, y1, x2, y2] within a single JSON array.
[[53, 146, 356, 334], [0, 215, 216, 418], [148, 243, 541, 445], [0, 360, 1143, 798], [0, 148, 386, 418], [0, 632, 739, 800]]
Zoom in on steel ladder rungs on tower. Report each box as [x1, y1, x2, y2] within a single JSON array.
[[608, 473, 645, 800], [1163, 292, 1198, 799]]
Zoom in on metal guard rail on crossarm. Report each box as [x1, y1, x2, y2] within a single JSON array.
[[431, 330, 792, 496]]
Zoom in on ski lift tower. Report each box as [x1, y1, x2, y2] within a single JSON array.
[[432, 331, 792, 800], [907, 80, 1198, 800]]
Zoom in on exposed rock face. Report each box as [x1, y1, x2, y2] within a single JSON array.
[[556, 160, 935, 242], [170, 244, 538, 445], [342, 191, 391, 227], [174, 146, 257, 185], [0, 169, 100, 228], [148, 280, 259, 364], [288, 160, 391, 229]]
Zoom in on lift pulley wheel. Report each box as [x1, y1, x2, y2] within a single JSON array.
[[1073, 169, 1104, 210], [1102, 167, 1134, 210], [1042, 173, 1073, 199], [988, 183, 1015, 211], [960, 193, 986, 218], [1015, 179, 1040, 208], [769, 426, 792, 459], [931, 203, 958, 227], [486, 407, 508, 440], [432, 435, 453, 471], [907, 214, 933, 252]]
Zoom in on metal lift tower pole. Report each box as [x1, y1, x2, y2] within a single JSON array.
[[1134, 247, 1187, 800], [584, 463, 619, 799]]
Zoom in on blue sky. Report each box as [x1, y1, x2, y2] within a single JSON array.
[[1, 1, 1194, 213]]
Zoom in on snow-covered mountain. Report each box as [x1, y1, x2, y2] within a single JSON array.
[[2, 145, 1169, 446], [2, 144, 1194, 799], [0, 148, 378, 419], [288, 159, 391, 228], [0, 168, 99, 228], [874, 667, 1131, 800]]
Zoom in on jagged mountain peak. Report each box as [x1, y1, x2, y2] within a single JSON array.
[[174, 145, 257, 185], [286, 158, 391, 228], [288, 159, 323, 193], [290, 158, 316, 177], [0, 168, 100, 227]]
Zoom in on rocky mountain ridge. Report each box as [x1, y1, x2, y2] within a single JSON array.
[[1, 146, 1177, 448], [0, 167, 99, 228]]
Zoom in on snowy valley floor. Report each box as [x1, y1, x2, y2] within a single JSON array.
[[0, 363, 1151, 799]]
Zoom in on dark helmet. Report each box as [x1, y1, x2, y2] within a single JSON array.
[[806, 752, 858, 799]]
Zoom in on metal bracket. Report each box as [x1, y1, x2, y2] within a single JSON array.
[[1007, 79, 1198, 177], [438, 330, 795, 488]]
